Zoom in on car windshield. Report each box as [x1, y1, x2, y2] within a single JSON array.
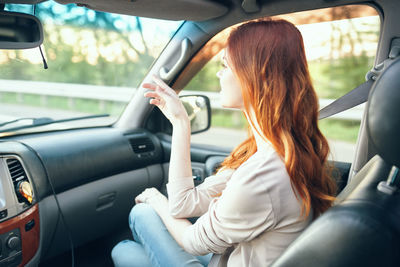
[[0, 2, 182, 136]]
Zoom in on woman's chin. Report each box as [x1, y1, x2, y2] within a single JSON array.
[[221, 103, 241, 110], [221, 102, 231, 108]]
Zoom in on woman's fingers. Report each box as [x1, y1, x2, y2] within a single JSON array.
[[142, 75, 188, 123], [135, 187, 160, 204], [143, 83, 165, 106], [144, 91, 159, 98], [143, 76, 170, 92], [144, 86, 173, 109], [151, 75, 168, 88], [142, 82, 157, 90], [143, 75, 177, 100], [135, 190, 147, 204], [152, 75, 177, 96], [144, 90, 165, 108], [143, 84, 165, 97], [134, 194, 144, 204], [149, 98, 163, 107]]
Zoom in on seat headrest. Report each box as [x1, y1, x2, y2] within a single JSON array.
[[367, 57, 400, 167]]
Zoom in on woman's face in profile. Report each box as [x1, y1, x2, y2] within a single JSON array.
[[216, 50, 244, 109]]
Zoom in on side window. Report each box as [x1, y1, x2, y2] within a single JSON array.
[[186, 5, 380, 163], [0, 2, 181, 133]]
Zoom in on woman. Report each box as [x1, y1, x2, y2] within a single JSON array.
[[112, 19, 337, 267]]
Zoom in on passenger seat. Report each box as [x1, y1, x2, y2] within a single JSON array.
[[271, 58, 400, 267]]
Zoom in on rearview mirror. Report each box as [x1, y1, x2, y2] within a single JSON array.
[[0, 11, 43, 49], [180, 95, 211, 134]]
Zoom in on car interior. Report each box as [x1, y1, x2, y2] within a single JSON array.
[[0, 0, 399, 266]]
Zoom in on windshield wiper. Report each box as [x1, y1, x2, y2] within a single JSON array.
[[0, 114, 110, 133]]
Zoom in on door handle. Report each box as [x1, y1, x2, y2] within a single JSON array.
[[159, 38, 192, 81]]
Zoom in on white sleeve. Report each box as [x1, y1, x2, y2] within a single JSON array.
[[180, 162, 277, 255], [166, 169, 234, 218]]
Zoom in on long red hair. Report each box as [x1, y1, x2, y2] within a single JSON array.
[[220, 19, 336, 218]]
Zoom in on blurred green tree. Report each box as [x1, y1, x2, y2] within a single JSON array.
[[1, 2, 157, 87], [315, 7, 379, 98]]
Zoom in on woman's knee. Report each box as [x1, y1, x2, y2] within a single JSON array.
[[111, 240, 130, 265], [129, 203, 157, 230], [111, 240, 152, 267]]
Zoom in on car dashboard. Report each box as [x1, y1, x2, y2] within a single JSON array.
[[0, 127, 165, 266]]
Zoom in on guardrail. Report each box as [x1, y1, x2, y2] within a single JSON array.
[[0, 79, 364, 121]]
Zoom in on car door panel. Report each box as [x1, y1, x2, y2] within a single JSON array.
[[39, 167, 153, 259]]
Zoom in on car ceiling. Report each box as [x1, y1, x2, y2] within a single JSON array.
[[0, 0, 319, 20], [0, 0, 386, 22]]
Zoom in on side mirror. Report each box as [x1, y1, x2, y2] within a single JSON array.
[[0, 11, 43, 49], [180, 95, 211, 134]]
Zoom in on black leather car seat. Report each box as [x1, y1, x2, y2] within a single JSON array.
[[271, 58, 400, 267]]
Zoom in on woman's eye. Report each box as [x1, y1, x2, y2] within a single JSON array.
[[221, 62, 228, 68]]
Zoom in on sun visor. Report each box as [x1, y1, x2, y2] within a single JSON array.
[[54, 0, 229, 21]]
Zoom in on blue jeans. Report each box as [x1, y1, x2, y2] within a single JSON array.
[[111, 203, 212, 267]]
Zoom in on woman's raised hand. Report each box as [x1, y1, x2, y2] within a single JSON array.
[[143, 75, 189, 125]]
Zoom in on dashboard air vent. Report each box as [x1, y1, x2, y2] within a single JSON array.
[[6, 158, 29, 203], [129, 137, 155, 154]]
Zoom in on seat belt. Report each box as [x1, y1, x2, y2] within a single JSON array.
[[318, 38, 400, 120], [318, 80, 374, 120]]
